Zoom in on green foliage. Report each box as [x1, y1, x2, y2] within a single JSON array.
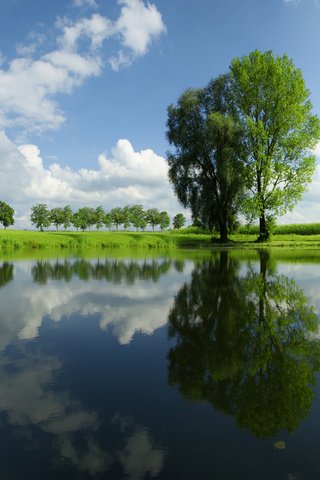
[[159, 211, 170, 231], [173, 213, 186, 229], [73, 207, 96, 231], [62, 205, 73, 230], [122, 205, 132, 230], [104, 212, 112, 230], [94, 206, 105, 230], [167, 75, 245, 241], [230, 50, 320, 241], [146, 208, 161, 231], [49, 207, 65, 230], [173, 225, 211, 235], [31, 204, 51, 231], [110, 207, 126, 231], [129, 204, 147, 231], [0, 201, 15, 229]]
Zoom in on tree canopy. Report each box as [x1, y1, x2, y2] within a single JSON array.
[[230, 50, 320, 240], [167, 75, 245, 241], [31, 204, 51, 231], [0, 201, 14, 229]]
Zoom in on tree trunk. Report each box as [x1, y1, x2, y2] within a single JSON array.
[[258, 211, 269, 242], [218, 213, 228, 243]]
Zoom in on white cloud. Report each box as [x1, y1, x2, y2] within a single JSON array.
[[0, 53, 101, 131], [72, 0, 98, 8], [0, 132, 184, 228], [0, 1, 166, 132], [110, 0, 166, 70], [57, 14, 114, 52]]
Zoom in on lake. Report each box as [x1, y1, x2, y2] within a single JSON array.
[[0, 249, 320, 479]]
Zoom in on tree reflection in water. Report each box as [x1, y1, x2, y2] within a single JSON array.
[[168, 251, 320, 438], [31, 258, 175, 285], [0, 262, 13, 288]]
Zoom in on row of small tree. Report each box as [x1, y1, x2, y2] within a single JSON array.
[[30, 203, 186, 231]]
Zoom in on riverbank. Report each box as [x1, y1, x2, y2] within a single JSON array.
[[0, 229, 320, 253], [0, 230, 210, 251]]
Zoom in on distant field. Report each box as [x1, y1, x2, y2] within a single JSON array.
[[237, 223, 320, 236]]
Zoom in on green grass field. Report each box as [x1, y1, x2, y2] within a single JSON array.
[[0, 225, 320, 255], [0, 229, 211, 252]]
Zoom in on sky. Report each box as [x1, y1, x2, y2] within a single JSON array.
[[1, 0, 320, 227]]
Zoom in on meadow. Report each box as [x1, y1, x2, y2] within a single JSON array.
[[1, 224, 320, 253]]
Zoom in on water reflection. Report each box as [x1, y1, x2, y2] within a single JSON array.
[[168, 251, 320, 438], [0, 262, 13, 288], [0, 257, 188, 348], [31, 258, 177, 285], [0, 345, 165, 477]]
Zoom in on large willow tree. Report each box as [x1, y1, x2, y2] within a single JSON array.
[[166, 75, 245, 242]]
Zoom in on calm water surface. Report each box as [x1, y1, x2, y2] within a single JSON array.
[[1, 250, 320, 479]]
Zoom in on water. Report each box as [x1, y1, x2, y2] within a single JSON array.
[[0, 250, 320, 479]]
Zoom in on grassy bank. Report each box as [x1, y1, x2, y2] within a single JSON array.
[[1, 228, 320, 254], [0, 229, 211, 252]]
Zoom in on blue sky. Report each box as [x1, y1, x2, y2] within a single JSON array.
[[1, 0, 320, 226]]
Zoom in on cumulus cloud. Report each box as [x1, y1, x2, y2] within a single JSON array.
[[0, 52, 101, 132], [110, 0, 166, 70], [0, 132, 183, 228], [0, 0, 166, 132]]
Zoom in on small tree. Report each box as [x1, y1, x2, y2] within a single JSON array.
[[173, 213, 186, 230], [72, 211, 82, 231], [104, 212, 112, 230], [94, 206, 105, 230], [0, 201, 14, 229], [122, 205, 132, 230], [31, 204, 51, 231], [129, 204, 147, 231], [110, 207, 125, 231], [50, 207, 64, 231], [74, 207, 96, 231], [146, 208, 161, 231], [62, 205, 73, 230], [159, 211, 170, 231]]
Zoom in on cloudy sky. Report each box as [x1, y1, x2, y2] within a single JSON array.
[[1, 0, 320, 226]]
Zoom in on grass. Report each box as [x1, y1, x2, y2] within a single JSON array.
[[0, 229, 212, 253], [1, 225, 320, 256], [238, 222, 320, 236]]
